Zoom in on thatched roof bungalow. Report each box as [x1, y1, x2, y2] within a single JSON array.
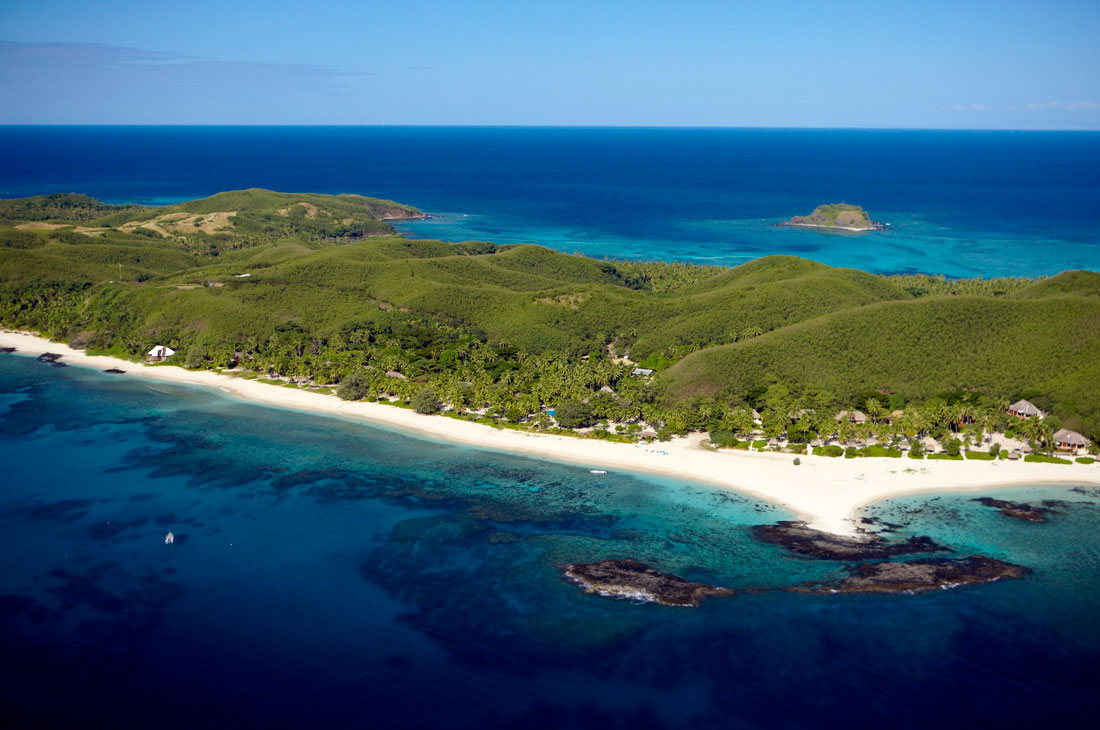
[[835, 410, 868, 423], [1053, 429, 1089, 451], [1007, 399, 1042, 418]]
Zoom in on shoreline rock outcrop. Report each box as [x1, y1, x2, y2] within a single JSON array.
[[799, 556, 1030, 594], [752, 521, 946, 560]]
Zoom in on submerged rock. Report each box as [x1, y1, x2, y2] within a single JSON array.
[[104, 368, 126, 374], [560, 559, 733, 607], [802, 556, 1029, 595], [37, 352, 63, 363], [752, 521, 946, 560], [973, 497, 1052, 523], [0, 346, 15, 354]]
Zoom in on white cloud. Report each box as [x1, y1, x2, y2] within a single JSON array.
[[1024, 101, 1100, 112]]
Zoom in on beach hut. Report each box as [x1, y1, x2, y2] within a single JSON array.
[[1007, 399, 1042, 418], [751, 409, 762, 422], [384, 370, 407, 380], [1007, 451, 1020, 460], [1053, 429, 1089, 451], [639, 428, 658, 441], [767, 438, 780, 448], [835, 410, 868, 423], [147, 345, 175, 362], [809, 439, 823, 448]]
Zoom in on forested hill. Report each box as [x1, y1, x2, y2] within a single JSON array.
[[2, 190, 1098, 442]]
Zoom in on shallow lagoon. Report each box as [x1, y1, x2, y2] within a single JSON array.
[[2, 354, 1099, 729]]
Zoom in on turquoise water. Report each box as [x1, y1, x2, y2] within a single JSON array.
[[2, 126, 1098, 277], [3, 353, 1099, 728], [397, 208, 1093, 278]]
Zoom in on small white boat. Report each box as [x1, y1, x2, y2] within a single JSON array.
[[165, 532, 174, 544], [589, 469, 608, 474]]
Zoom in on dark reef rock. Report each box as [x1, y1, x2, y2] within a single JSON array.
[[752, 521, 946, 560], [104, 368, 126, 374], [0, 346, 15, 353], [801, 556, 1030, 595], [37, 352, 63, 363], [560, 559, 733, 607], [974, 497, 1052, 523]]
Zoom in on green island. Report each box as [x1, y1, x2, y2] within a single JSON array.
[[2, 189, 1098, 457], [780, 203, 886, 231]]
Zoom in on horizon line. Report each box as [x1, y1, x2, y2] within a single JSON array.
[[1, 123, 1099, 133]]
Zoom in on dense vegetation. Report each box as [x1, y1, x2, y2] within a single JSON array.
[[2, 190, 1098, 447], [784, 203, 880, 230]]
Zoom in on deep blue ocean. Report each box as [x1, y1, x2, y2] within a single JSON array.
[[1, 126, 1099, 277], [3, 354, 1100, 729]]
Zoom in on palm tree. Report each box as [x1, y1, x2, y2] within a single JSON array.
[[730, 408, 754, 438], [838, 418, 855, 446], [864, 398, 884, 424]]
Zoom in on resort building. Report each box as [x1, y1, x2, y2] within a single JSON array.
[[835, 410, 869, 423], [1007, 399, 1042, 418], [1053, 429, 1090, 452], [147, 345, 175, 362], [631, 367, 655, 376]]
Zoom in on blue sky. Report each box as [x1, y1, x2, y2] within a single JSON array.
[[1, 0, 1098, 128]]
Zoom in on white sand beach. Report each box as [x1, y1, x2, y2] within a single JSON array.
[[3, 329, 1097, 536]]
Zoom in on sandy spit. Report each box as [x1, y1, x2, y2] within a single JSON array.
[[3, 330, 1097, 535]]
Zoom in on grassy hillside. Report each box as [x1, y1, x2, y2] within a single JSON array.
[[2, 189, 1098, 442], [660, 292, 1100, 437], [1, 189, 422, 257]]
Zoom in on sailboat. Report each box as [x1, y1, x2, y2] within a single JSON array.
[[165, 532, 174, 544]]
